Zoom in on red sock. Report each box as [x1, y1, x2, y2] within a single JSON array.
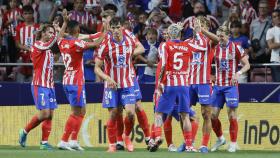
[[229, 118, 238, 142], [211, 118, 223, 137], [41, 119, 52, 141], [71, 115, 84, 140], [24, 115, 42, 133], [107, 119, 117, 144], [154, 126, 162, 138], [124, 116, 134, 136], [183, 131, 192, 146], [61, 114, 75, 142], [116, 114, 124, 142], [136, 110, 150, 138], [151, 124, 156, 139], [201, 133, 210, 146], [191, 121, 199, 141], [163, 117, 173, 146]]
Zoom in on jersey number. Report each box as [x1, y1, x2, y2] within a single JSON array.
[[61, 54, 72, 70], [173, 52, 183, 70]]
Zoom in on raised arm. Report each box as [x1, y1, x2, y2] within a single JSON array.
[[58, 9, 69, 39], [201, 27, 219, 44]]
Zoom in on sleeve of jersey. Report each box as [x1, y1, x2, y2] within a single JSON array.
[[236, 44, 245, 60], [89, 32, 102, 41], [187, 40, 207, 52], [35, 35, 57, 50], [159, 43, 168, 66], [96, 42, 107, 60], [124, 29, 140, 43], [74, 39, 87, 52]]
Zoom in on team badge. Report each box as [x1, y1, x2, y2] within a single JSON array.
[[117, 55, 126, 66], [191, 52, 202, 65], [219, 59, 230, 71]]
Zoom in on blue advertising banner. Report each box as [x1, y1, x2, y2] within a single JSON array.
[[0, 83, 279, 105]]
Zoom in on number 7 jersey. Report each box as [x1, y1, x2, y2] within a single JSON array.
[[160, 40, 207, 86]]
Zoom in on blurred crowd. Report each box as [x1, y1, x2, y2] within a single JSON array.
[[0, 0, 279, 82]]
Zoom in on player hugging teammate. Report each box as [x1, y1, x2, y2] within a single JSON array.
[[18, 10, 250, 152]]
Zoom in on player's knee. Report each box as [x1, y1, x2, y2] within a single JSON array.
[[135, 101, 142, 110], [202, 112, 211, 120], [109, 108, 118, 119], [40, 111, 51, 120], [81, 107, 86, 116], [126, 111, 135, 120], [211, 113, 219, 120], [228, 109, 237, 119]]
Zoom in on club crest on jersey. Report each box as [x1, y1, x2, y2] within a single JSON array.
[[26, 37, 32, 47], [191, 52, 202, 65], [116, 55, 127, 67], [219, 59, 230, 71]]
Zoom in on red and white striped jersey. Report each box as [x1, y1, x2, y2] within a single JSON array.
[[31, 40, 56, 88], [223, 0, 237, 8], [15, 23, 40, 48], [214, 42, 245, 86], [160, 40, 207, 86], [183, 15, 220, 32], [69, 10, 91, 26], [86, 0, 101, 6], [89, 14, 102, 32], [240, 1, 257, 25], [96, 33, 137, 88], [58, 37, 87, 85], [185, 34, 214, 84], [3, 8, 22, 36]]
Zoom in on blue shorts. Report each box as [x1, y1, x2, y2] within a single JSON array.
[[102, 87, 136, 108], [63, 85, 86, 107], [163, 106, 196, 121], [189, 84, 212, 106], [156, 86, 190, 115], [141, 74, 155, 83], [31, 85, 57, 110], [211, 86, 239, 109], [133, 78, 142, 101]]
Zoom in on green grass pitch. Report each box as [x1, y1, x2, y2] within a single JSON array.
[[0, 146, 279, 158]]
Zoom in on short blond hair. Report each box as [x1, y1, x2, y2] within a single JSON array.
[[168, 23, 183, 39]]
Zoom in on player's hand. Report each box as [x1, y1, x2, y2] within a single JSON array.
[[147, 60, 155, 67], [62, 9, 70, 23], [106, 77, 117, 89], [231, 73, 239, 86], [53, 20, 61, 32], [157, 83, 164, 96], [210, 75, 216, 85], [176, 22, 184, 30], [193, 18, 201, 33]]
